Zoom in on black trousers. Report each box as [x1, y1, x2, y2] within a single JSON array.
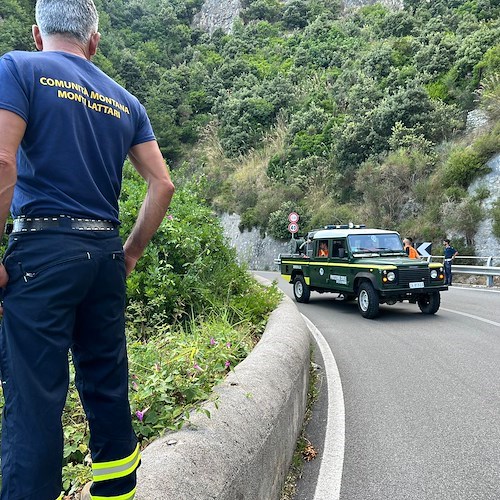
[[444, 259, 453, 285], [0, 229, 139, 500]]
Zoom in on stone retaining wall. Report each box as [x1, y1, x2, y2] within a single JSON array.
[[136, 291, 311, 500]]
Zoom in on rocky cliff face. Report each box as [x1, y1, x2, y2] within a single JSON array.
[[467, 111, 500, 258], [469, 152, 500, 258], [193, 0, 402, 35], [343, 0, 403, 9], [193, 0, 242, 35], [220, 213, 290, 270]]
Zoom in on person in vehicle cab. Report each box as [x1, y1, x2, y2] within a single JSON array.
[[403, 238, 420, 259], [319, 241, 329, 257]]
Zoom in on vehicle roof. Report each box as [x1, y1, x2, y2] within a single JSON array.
[[312, 228, 400, 240]]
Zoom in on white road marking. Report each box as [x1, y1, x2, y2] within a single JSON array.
[[440, 307, 500, 328], [302, 315, 345, 500]]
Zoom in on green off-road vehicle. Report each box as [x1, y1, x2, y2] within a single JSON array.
[[277, 225, 447, 319]]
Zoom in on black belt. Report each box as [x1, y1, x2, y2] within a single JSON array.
[[11, 216, 116, 233]]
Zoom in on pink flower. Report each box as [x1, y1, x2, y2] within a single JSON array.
[[135, 407, 149, 422], [225, 361, 231, 368], [194, 363, 202, 371], [210, 338, 216, 346], [226, 342, 231, 348], [167, 214, 174, 220]]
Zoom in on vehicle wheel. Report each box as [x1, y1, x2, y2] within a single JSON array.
[[293, 275, 311, 303], [357, 282, 380, 319], [417, 292, 440, 314]]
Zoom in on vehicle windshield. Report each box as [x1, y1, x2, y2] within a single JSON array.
[[348, 234, 405, 255]]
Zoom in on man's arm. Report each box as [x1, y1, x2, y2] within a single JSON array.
[[0, 110, 25, 289], [123, 140, 175, 276]]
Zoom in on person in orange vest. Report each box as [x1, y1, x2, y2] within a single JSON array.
[[403, 238, 420, 259], [319, 241, 329, 257]]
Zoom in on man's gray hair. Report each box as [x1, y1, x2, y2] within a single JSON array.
[[35, 0, 99, 44]]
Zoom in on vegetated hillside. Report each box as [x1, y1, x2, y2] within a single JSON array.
[[1, 0, 499, 252]]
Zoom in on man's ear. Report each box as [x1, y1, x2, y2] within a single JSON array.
[[89, 32, 100, 58], [32, 25, 43, 51]]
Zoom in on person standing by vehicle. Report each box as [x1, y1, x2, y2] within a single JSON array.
[[403, 237, 420, 259], [0, 1, 175, 499], [443, 238, 459, 285]]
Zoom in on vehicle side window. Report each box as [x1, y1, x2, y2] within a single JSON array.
[[331, 240, 346, 258]]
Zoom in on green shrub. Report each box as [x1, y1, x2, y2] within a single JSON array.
[[442, 197, 484, 246], [119, 163, 253, 335], [443, 186, 468, 201], [442, 147, 490, 188], [472, 121, 500, 161]]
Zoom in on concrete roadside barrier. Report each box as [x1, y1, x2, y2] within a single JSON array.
[[136, 292, 311, 500]]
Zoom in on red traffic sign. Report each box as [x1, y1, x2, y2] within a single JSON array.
[[288, 212, 300, 223], [288, 222, 299, 234]]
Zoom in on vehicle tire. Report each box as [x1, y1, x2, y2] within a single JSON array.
[[293, 275, 311, 303], [357, 282, 380, 319], [417, 292, 440, 314]]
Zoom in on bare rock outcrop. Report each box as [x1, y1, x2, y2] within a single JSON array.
[[193, 0, 242, 35]]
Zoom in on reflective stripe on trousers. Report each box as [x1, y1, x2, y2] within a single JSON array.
[[93, 445, 141, 482]]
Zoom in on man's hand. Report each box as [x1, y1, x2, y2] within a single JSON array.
[[0, 263, 9, 315], [124, 252, 139, 277]]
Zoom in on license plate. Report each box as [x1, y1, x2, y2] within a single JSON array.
[[409, 281, 424, 289]]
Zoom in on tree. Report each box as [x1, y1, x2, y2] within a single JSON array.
[[282, 0, 309, 29]]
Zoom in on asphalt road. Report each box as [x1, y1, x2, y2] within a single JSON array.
[[258, 272, 500, 500]]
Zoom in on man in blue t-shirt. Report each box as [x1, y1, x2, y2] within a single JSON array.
[[443, 238, 459, 285], [0, 1, 175, 499]]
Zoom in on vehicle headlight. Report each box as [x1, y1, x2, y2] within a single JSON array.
[[430, 270, 438, 279], [387, 271, 396, 282]]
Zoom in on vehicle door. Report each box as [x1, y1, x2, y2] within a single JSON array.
[[311, 239, 330, 287], [327, 239, 351, 292]]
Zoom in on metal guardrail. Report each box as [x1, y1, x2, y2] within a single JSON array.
[[428, 256, 500, 287]]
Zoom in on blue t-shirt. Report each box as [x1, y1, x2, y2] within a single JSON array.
[[0, 50, 156, 224], [444, 246, 457, 259]]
